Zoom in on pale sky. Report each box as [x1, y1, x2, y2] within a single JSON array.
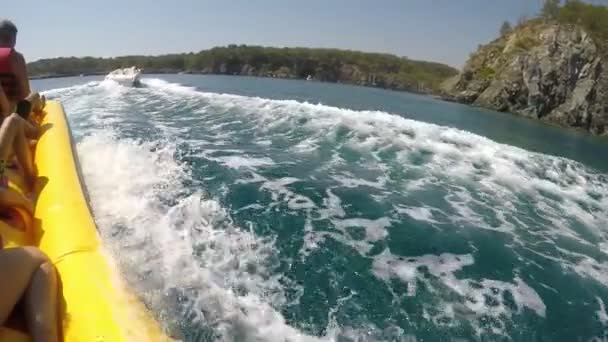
[[6, 0, 547, 68]]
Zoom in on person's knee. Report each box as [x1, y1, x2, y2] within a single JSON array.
[[35, 259, 58, 296], [21, 246, 50, 265], [38, 260, 57, 282], [5, 113, 22, 128], [4, 113, 27, 134]]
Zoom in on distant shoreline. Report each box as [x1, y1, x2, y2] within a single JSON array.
[[30, 70, 442, 96], [30, 72, 106, 80], [26, 45, 458, 95]]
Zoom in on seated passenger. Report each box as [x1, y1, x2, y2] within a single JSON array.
[[0, 244, 59, 342], [0, 86, 37, 193], [0, 20, 45, 124]]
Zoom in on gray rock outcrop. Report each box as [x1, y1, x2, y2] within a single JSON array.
[[448, 22, 608, 135]]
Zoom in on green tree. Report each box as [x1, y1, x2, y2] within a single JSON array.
[[499, 21, 513, 36], [542, 0, 561, 19], [557, 0, 608, 46], [27, 46, 459, 93]]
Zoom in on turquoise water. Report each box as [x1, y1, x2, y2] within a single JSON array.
[[34, 75, 608, 341]]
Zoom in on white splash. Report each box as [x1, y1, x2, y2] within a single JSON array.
[[372, 249, 546, 336], [76, 130, 324, 341], [597, 297, 608, 325]]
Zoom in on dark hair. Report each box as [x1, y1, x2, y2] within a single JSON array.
[[16, 100, 31, 119], [0, 20, 17, 43]]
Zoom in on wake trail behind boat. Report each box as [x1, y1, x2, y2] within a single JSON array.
[[40, 77, 608, 341]]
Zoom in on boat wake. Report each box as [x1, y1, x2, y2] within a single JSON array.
[[45, 80, 333, 341], [42, 77, 608, 341]]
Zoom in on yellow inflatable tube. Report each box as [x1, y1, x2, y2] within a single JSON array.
[[0, 101, 170, 341]]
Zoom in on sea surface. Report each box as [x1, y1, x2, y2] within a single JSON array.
[[33, 75, 608, 341]]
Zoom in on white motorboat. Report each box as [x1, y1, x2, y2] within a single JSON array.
[[105, 66, 142, 86]]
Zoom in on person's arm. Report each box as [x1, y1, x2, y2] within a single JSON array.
[[11, 51, 31, 100], [0, 86, 9, 118]]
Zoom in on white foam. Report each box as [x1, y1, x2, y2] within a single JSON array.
[[597, 297, 608, 325], [141, 77, 198, 95], [319, 189, 346, 219], [372, 249, 546, 336], [574, 257, 608, 287], [215, 155, 275, 170], [236, 203, 266, 211], [331, 173, 386, 190], [396, 205, 442, 224], [258, 176, 317, 211], [508, 277, 546, 317], [300, 217, 325, 260], [41, 81, 99, 98], [138, 80, 608, 309], [332, 217, 391, 243], [291, 137, 320, 154], [76, 126, 320, 341], [165, 88, 606, 242], [372, 250, 475, 290]]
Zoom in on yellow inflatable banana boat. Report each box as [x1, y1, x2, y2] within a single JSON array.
[[0, 101, 170, 341]]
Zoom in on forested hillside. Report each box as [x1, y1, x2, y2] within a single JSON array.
[[28, 46, 458, 93]]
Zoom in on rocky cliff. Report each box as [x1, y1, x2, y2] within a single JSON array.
[[446, 20, 608, 135]]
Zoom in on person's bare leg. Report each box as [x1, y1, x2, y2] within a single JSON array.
[[24, 260, 59, 342], [13, 97, 39, 138], [0, 86, 10, 118], [0, 187, 34, 214], [0, 114, 37, 188], [14, 121, 37, 188], [0, 247, 47, 324], [19, 115, 39, 140], [0, 114, 19, 157]]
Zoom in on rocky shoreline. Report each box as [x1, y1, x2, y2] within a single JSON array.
[[443, 19, 607, 136]]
